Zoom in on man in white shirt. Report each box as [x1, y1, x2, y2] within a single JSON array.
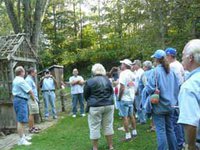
[[118, 59, 137, 141], [165, 47, 185, 150], [165, 47, 184, 85], [69, 68, 85, 117]]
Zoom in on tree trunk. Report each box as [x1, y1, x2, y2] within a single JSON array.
[[73, 1, 77, 38], [79, 2, 83, 48], [52, 2, 57, 40], [31, 0, 47, 50], [22, 0, 31, 36], [4, 0, 21, 33], [17, 0, 21, 28]]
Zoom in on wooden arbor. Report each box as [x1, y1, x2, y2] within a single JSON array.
[[0, 33, 38, 133]]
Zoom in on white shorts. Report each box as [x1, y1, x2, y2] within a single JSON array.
[[88, 105, 114, 139]]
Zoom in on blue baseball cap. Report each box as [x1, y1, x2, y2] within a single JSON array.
[[151, 49, 166, 59], [45, 69, 50, 73], [165, 47, 177, 56]]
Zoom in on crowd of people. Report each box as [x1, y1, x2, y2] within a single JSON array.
[[11, 39, 200, 150], [82, 39, 200, 150]]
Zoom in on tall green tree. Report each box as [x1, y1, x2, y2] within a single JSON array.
[[3, 0, 49, 50]]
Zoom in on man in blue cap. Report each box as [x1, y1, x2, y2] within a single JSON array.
[[165, 47, 185, 150], [40, 69, 57, 120], [165, 47, 184, 85]]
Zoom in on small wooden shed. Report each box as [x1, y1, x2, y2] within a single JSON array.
[[38, 65, 64, 88], [0, 33, 38, 133]]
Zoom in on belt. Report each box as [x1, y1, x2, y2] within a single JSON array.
[[14, 95, 28, 101], [42, 90, 55, 92]]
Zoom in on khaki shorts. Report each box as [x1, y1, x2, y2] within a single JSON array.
[[28, 100, 39, 115], [88, 105, 114, 140]]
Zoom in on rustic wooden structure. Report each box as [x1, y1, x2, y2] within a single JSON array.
[[0, 33, 38, 132], [38, 65, 64, 88]]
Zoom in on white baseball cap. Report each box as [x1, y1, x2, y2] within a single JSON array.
[[120, 59, 133, 66]]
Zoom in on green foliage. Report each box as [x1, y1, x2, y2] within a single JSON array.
[[0, 2, 13, 35], [1, 0, 197, 77]]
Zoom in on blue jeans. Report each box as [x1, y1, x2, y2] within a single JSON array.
[[72, 93, 84, 115], [135, 95, 146, 123], [171, 109, 185, 150], [137, 108, 147, 123], [43, 91, 57, 117], [153, 113, 178, 150]]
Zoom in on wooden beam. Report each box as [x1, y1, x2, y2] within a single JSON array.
[[10, 56, 37, 63]]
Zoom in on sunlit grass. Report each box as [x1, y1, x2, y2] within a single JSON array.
[[12, 112, 157, 150]]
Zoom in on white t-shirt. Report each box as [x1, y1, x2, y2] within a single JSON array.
[[119, 69, 136, 101], [170, 60, 184, 85], [69, 75, 84, 94]]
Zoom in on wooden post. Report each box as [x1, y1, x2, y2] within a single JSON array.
[[60, 89, 67, 112], [33, 63, 41, 123]]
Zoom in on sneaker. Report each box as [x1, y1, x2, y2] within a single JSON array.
[[132, 130, 137, 138], [132, 134, 137, 138], [72, 114, 76, 118], [18, 138, 32, 146], [23, 135, 32, 141], [44, 117, 49, 121], [120, 137, 132, 142], [118, 126, 125, 131], [53, 116, 58, 119], [81, 114, 86, 117], [29, 128, 39, 134], [25, 136, 32, 141]]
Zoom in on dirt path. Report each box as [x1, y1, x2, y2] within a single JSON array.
[[0, 119, 59, 150]]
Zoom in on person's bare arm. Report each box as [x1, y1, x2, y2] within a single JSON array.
[[184, 124, 197, 150], [112, 80, 119, 87], [70, 80, 79, 85], [118, 83, 125, 101], [28, 90, 35, 101], [78, 79, 85, 85]]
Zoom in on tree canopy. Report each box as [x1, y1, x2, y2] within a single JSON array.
[[1, 0, 200, 77]]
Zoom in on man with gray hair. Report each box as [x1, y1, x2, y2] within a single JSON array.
[[12, 66, 36, 145], [139, 61, 155, 131], [25, 67, 40, 133], [178, 39, 200, 150], [132, 60, 145, 124], [140, 61, 153, 101]]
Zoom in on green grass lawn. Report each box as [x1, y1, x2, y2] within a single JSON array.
[[12, 112, 157, 150]]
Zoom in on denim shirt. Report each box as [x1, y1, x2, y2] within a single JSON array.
[[41, 77, 55, 91], [12, 76, 31, 99], [140, 69, 153, 112], [178, 67, 200, 127], [139, 69, 153, 97], [142, 64, 179, 114], [25, 75, 38, 100]]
